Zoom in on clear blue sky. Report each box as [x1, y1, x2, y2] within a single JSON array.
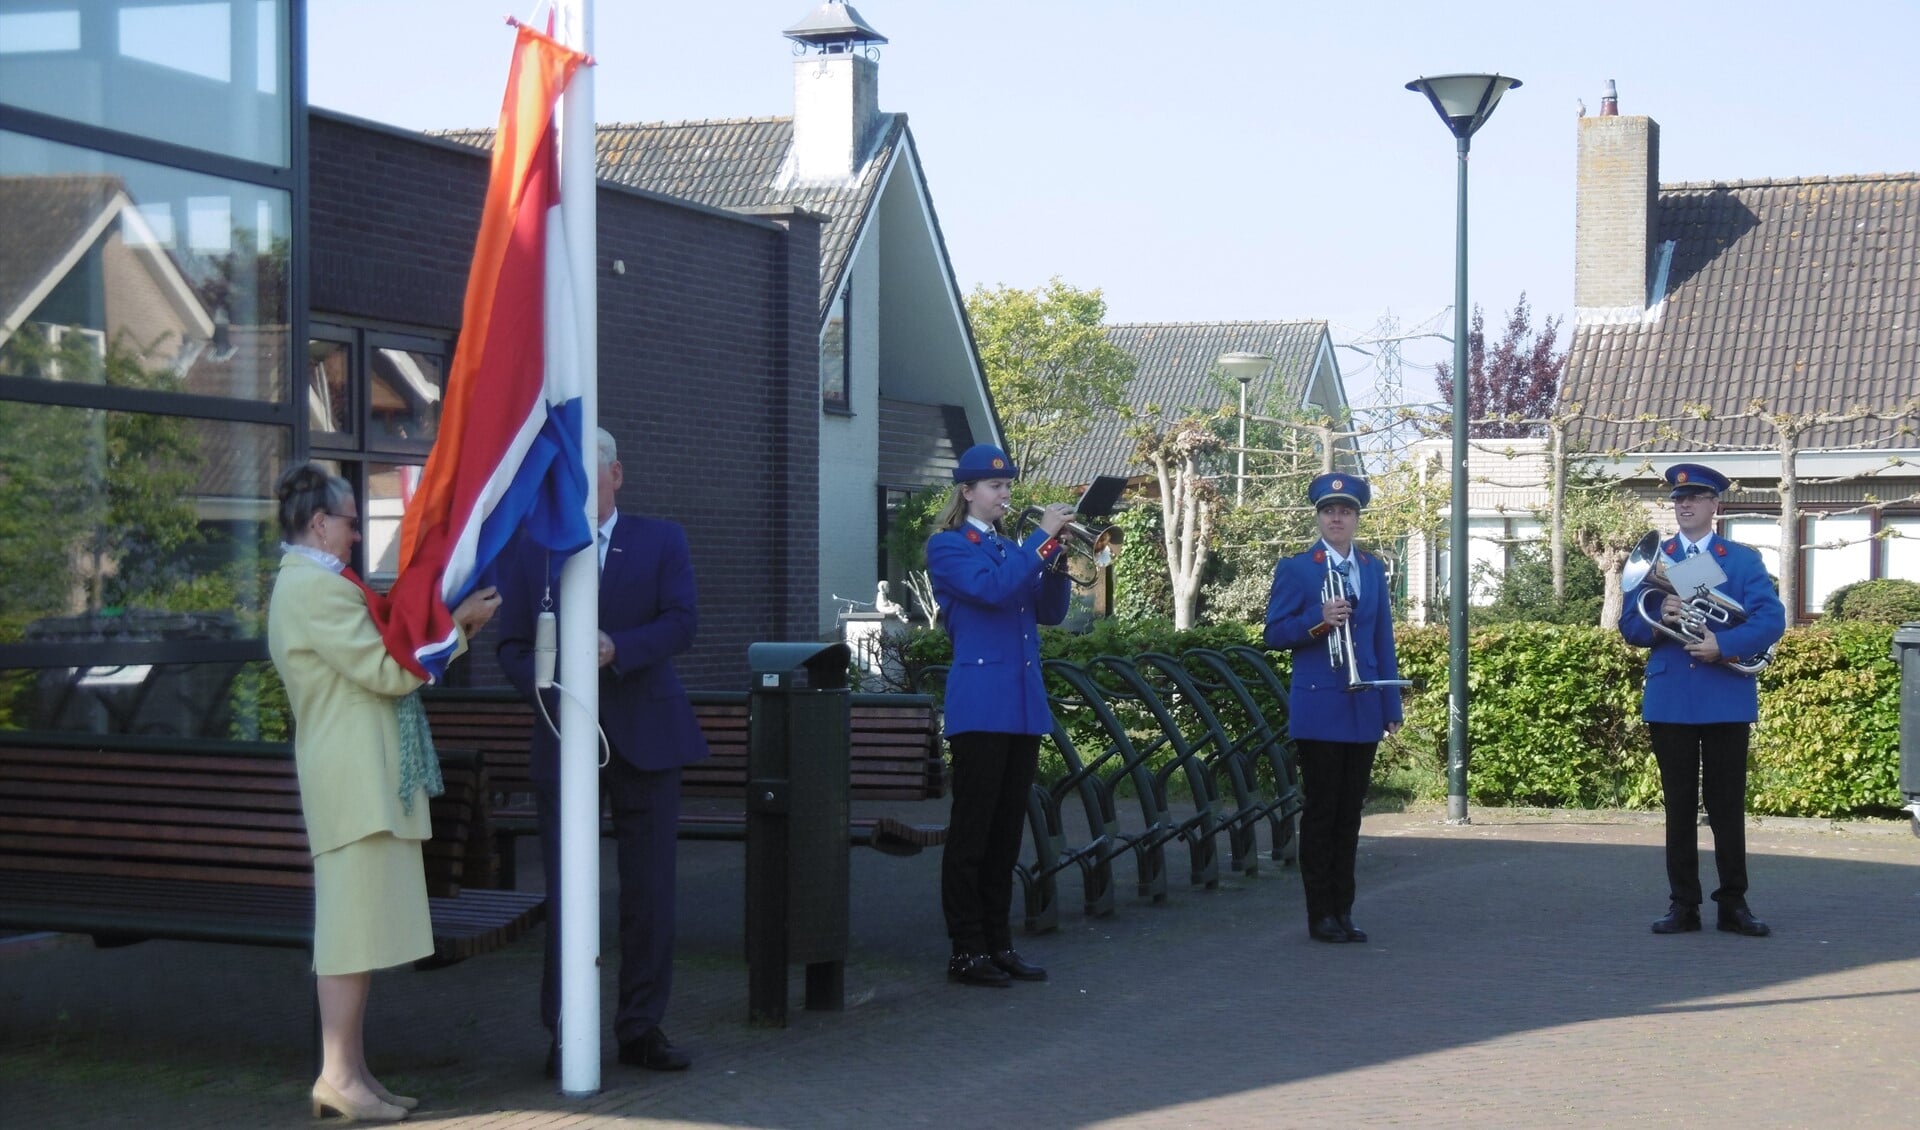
[[309, 0, 1920, 401]]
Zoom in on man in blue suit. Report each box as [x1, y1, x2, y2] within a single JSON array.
[[1264, 472, 1404, 944], [498, 428, 709, 1074], [1621, 463, 1784, 937]]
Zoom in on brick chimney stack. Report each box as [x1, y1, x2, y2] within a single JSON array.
[[1575, 81, 1660, 320]]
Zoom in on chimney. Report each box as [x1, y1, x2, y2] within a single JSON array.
[[783, 3, 887, 183], [1575, 80, 1660, 319]]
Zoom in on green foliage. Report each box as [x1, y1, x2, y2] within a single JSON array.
[[964, 278, 1137, 481], [1397, 623, 1656, 808], [1469, 542, 1605, 627], [1823, 578, 1920, 626], [1750, 622, 1903, 818], [1108, 506, 1171, 623], [904, 615, 1902, 819], [883, 484, 949, 575]]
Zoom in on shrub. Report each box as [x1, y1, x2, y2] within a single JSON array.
[[1823, 578, 1920, 626], [1750, 621, 1903, 818]]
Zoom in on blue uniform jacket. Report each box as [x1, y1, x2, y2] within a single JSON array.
[[927, 523, 1071, 737], [1263, 541, 1404, 743], [497, 515, 711, 790], [1619, 533, 1785, 724]]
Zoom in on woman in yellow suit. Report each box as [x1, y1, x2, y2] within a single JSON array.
[[267, 463, 500, 1122]]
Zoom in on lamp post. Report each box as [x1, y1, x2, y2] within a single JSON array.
[[1405, 72, 1520, 826], [1217, 351, 1272, 505]]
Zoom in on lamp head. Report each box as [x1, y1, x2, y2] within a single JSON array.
[[1406, 73, 1522, 140]]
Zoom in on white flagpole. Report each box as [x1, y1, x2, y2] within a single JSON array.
[[553, 0, 600, 1098]]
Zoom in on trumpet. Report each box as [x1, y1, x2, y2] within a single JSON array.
[[1321, 551, 1412, 693], [1621, 531, 1774, 676], [1012, 506, 1124, 579]]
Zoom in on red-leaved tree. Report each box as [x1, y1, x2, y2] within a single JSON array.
[[1434, 293, 1566, 437]]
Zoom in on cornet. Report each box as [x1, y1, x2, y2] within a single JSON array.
[[1620, 531, 1773, 676], [1321, 551, 1413, 693], [1012, 506, 1124, 579]]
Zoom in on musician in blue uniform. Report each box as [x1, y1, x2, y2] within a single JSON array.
[[926, 444, 1074, 986], [1264, 472, 1403, 944], [1621, 463, 1785, 937]]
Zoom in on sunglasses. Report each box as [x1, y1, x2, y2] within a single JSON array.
[[321, 511, 361, 532]]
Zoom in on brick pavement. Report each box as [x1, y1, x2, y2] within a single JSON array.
[[3, 805, 1918, 1129]]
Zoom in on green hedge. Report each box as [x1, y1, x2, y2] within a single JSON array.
[[900, 617, 1906, 818]]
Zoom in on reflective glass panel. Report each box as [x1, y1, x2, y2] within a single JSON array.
[[0, 1, 290, 166], [306, 337, 351, 437], [369, 343, 444, 444], [0, 657, 287, 739], [0, 402, 285, 646], [0, 130, 290, 401], [362, 461, 424, 585]]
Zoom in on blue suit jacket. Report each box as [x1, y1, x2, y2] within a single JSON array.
[[1264, 541, 1404, 743], [1619, 533, 1785, 724], [927, 523, 1071, 737], [497, 514, 710, 790]]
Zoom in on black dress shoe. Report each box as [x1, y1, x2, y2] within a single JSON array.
[[947, 952, 1012, 987], [1336, 913, 1368, 943], [1308, 916, 1349, 943], [990, 949, 1048, 982], [618, 1027, 690, 1071], [1651, 902, 1703, 934], [1718, 905, 1771, 937]]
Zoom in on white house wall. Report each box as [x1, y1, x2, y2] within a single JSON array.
[[817, 223, 884, 635]]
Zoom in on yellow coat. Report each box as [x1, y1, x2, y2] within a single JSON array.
[[266, 553, 465, 856]]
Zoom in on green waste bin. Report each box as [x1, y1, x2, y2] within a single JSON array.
[[1893, 623, 1920, 837], [744, 641, 851, 1025]]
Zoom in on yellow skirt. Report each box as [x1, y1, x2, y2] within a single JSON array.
[[311, 831, 433, 975]]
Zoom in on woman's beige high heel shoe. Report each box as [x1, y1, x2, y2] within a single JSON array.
[[310, 1077, 406, 1122], [368, 1081, 419, 1111]]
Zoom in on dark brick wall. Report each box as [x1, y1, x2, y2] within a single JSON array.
[[308, 112, 821, 690]]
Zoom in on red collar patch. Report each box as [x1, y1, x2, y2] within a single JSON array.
[[1714, 542, 1727, 557], [964, 528, 981, 545], [1312, 549, 1326, 563], [1663, 538, 1680, 557]]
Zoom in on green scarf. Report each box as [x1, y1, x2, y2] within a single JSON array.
[[395, 689, 444, 815]]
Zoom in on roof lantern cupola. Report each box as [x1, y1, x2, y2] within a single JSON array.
[[783, 2, 888, 55]]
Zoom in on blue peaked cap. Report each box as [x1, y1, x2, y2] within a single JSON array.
[[1308, 472, 1370, 510]]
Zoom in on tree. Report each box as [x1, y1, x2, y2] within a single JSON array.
[[1133, 414, 1223, 630], [965, 278, 1136, 482], [1562, 480, 1653, 629], [1434, 293, 1566, 438]]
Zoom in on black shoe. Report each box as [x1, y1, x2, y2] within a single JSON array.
[[618, 1027, 690, 1071], [947, 952, 1012, 987], [1718, 905, 1771, 937], [1651, 902, 1703, 934], [543, 1039, 558, 1080], [990, 949, 1048, 982], [1308, 916, 1349, 943], [1336, 913, 1368, 943]]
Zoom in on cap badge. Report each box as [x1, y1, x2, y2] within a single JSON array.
[[991, 457, 1005, 469], [1676, 471, 1689, 483], [1331, 478, 1344, 490]]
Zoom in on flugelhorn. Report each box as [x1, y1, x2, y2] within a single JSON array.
[[1321, 551, 1412, 693], [1620, 531, 1773, 676], [1013, 506, 1124, 578]]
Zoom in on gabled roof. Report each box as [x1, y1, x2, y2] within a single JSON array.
[[437, 114, 907, 322], [1049, 321, 1330, 487], [0, 176, 128, 335], [1563, 173, 1920, 454]]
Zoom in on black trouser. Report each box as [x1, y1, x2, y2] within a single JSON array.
[[1649, 721, 1752, 908], [941, 731, 1039, 955], [1295, 738, 1377, 923], [538, 757, 680, 1045]]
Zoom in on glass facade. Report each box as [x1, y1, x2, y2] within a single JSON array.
[[0, 0, 290, 166], [0, 0, 298, 738]]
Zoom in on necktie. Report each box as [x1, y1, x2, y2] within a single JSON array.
[[1685, 542, 1700, 559], [1333, 559, 1356, 602], [597, 530, 608, 572]]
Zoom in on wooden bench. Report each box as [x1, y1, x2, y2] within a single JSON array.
[[421, 688, 949, 886], [0, 734, 545, 963]]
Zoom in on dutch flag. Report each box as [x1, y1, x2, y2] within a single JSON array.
[[375, 24, 594, 682]]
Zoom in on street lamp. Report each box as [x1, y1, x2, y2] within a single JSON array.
[[1217, 352, 1272, 505], [1406, 72, 1520, 826]]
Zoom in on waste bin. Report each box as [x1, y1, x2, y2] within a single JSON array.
[[744, 641, 852, 1025], [1893, 622, 1920, 837]]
